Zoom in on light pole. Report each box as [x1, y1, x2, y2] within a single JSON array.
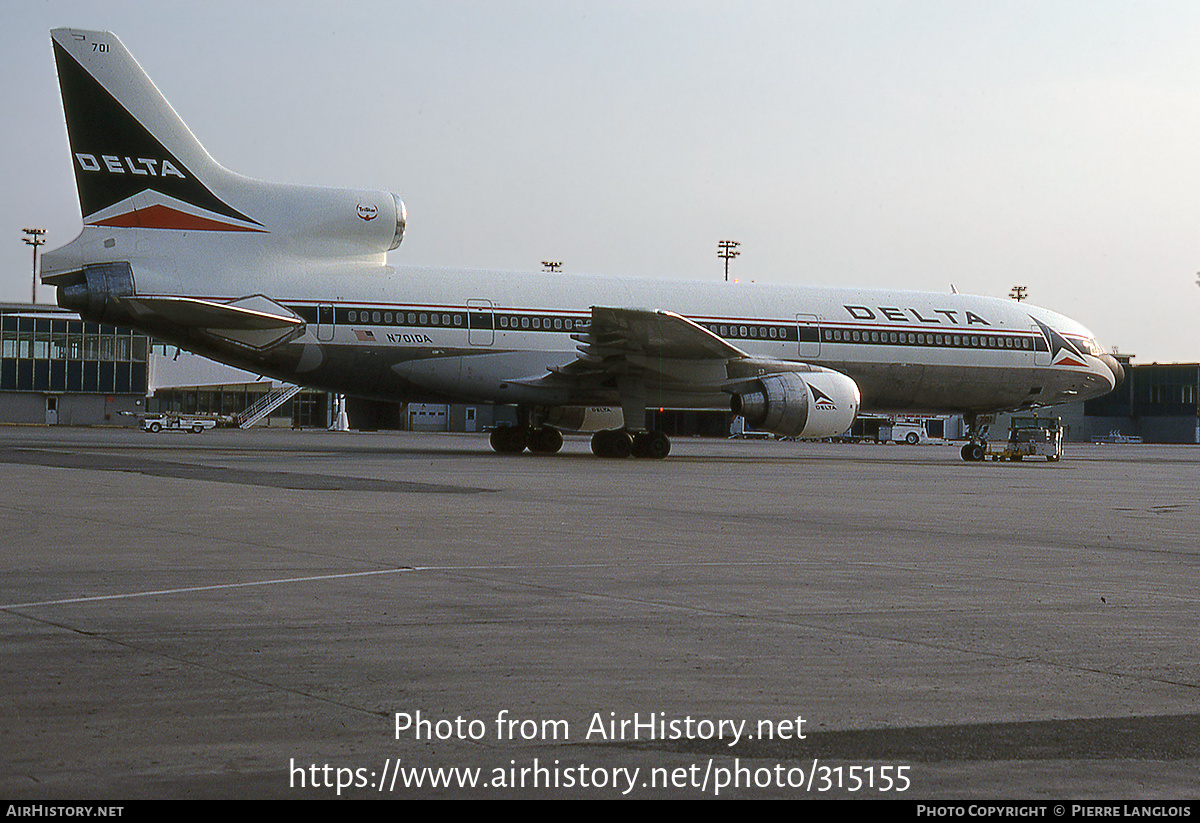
[[1009, 285, 1027, 302], [717, 240, 740, 282], [541, 261, 562, 273], [23, 228, 46, 304]]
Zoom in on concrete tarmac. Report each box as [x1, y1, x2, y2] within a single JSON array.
[[0, 426, 1197, 799]]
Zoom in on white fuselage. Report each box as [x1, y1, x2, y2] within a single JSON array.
[[41, 27, 1121, 430], [102, 258, 1113, 415]]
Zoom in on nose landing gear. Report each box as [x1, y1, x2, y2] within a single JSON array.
[[960, 413, 991, 462], [961, 442, 985, 462]]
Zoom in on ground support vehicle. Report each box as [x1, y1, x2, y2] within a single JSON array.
[[141, 414, 219, 434], [987, 416, 1062, 461]]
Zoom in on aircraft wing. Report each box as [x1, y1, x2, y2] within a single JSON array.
[[577, 306, 748, 361], [566, 306, 747, 380], [504, 306, 749, 403], [501, 305, 861, 442]]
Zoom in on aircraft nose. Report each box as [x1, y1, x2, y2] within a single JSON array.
[[1100, 353, 1124, 388]]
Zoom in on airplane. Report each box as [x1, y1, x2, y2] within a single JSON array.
[[41, 28, 1123, 461]]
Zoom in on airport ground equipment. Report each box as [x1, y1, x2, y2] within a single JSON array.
[[879, 419, 937, 444], [236, 385, 302, 429], [141, 413, 218, 434], [1091, 430, 1144, 444], [986, 415, 1062, 461]]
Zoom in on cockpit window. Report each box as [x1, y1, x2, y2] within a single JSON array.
[[1067, 336, 1100, 356]]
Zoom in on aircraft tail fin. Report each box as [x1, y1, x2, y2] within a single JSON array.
[[50, 28, 265, 232], [45, 27, 404, 303]]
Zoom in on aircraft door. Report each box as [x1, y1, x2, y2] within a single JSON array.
[[1032, 322, 1051, 366], [468, 300, 494, 346], [796, 313, 821, 359], [316, 304, 335, 342]]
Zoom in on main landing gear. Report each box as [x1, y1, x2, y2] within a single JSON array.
[[490, 399, 671, 459], [488, 425, 671, 459], [590, 429, 671, 459], [489, 425, 563, 454]]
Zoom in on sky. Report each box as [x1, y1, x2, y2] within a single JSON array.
[[3, 0, 1198, 363]]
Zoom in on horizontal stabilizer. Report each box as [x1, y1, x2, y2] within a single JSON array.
[[122, 294, 305, 350], [122, 294, 302, 330]]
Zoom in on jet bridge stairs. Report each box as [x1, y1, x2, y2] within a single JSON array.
[[237, 384, 302, 429]]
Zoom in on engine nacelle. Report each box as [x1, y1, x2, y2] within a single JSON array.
[[264, 187, 406, 256], [57, 261, 135, 323], [731, 370, 860, 439], [388, 192, 407, 250], [544, 406, 626, 433]]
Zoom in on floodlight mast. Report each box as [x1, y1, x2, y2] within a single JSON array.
[[717, 240, 740, 282], [23, 228, 46, 304]]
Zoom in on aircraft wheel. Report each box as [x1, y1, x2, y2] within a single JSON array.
[[590, 430, 609, 456], [632, 431, 671, 459], [490, 425, 530, 454], [961, 443, 984, 462], [631, 432, 650, 458], [648, 432, 671, 459], [591, 429, 632, 458], [529, 426, 563, 454], [608, 430, 633, 458]]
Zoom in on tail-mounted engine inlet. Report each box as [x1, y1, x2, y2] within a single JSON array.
[[56, 262, 135, 323]]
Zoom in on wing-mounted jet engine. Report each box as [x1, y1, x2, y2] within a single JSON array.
[[727, 363, 861, 439]]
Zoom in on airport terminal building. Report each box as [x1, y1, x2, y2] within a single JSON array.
[[0, 303, 327, 428], [1083, 359, 1200, 443], [0, 302, 149, 425]]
